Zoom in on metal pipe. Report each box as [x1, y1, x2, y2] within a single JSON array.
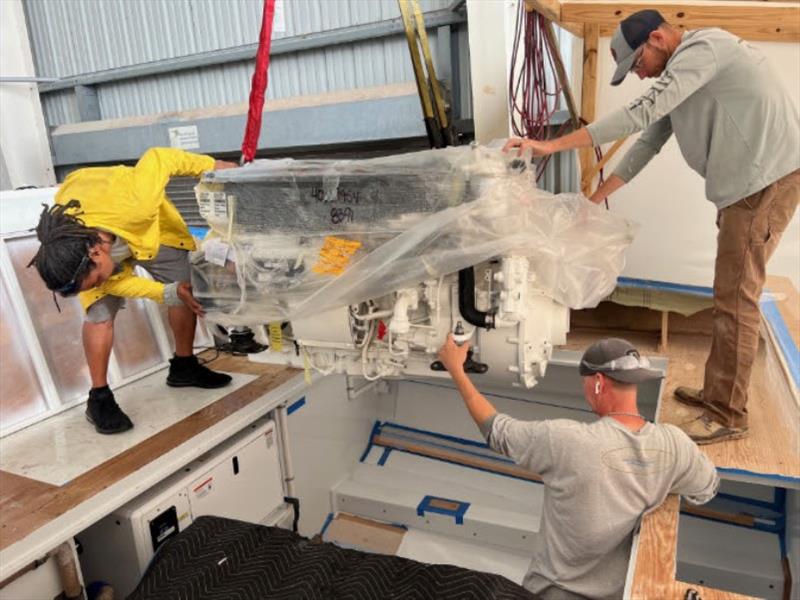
[[275, 405, 295, 498]]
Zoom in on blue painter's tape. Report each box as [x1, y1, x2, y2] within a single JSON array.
[[287, 397, 306, 416], [416, 495, 470, 525], [378, 428, 517, 466], [319, 512, 334, 538], [761, 291, 800, 389], [616, 277, 714, 298], [715, 491, 783, 513], [718, 467, 800, 486], [380, 420, 492, 449], [189, 226, 209, 239], [377, 447, 392, 466], [359, 420, 384, 463]]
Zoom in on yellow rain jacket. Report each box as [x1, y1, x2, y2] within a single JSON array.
[[54, 148, 215, 311]]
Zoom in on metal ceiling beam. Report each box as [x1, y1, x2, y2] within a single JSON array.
[[38, 8, 467, 94]]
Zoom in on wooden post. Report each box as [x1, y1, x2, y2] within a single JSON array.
[[659, 311, 669, 353], [579, 24, 598, 197]]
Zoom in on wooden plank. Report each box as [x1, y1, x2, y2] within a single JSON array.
[[525, 0, 585, 37], [0, 363, 300, 551], [630, 497, 757, 599], [324, 513, 406, 555], [543, 21, 582, 129], [581, 136, 628, 190], [579, 23, 599, 196], [373, 434, 543, 483], [561, 2, 800, 42], [765, 275, 799, 351]]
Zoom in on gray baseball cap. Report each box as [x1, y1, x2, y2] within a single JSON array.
[[609, 10, 665, 86], [579, 338, 664, 384]]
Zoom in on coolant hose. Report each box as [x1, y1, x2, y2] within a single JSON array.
[[458, 267, 495, 329]]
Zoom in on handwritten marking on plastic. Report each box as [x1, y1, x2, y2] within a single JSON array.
[[312, 236, 362, 276], [330, 207, 354, 225], [311, 187, 360, 204]]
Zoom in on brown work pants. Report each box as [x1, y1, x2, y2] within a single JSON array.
[[703, 169, 799, 428]]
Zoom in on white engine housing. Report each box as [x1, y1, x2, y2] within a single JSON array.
[[249, 256, 569, 389]]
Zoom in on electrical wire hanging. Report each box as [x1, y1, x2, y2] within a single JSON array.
[[508, 1, 606, 202]]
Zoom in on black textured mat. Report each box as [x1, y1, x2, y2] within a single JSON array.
[[127, 515, 537, 600]]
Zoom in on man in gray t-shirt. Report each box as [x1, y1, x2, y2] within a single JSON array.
[[504, 10, 799, 445], [437, 336, 719, 599]]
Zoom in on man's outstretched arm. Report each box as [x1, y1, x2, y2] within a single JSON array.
[[437, 335, 497, 434]]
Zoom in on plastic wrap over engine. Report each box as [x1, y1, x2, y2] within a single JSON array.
[[193, 145, 637, 326]]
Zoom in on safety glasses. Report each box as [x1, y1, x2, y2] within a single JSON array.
[[581, 352, 652, 372], [51, 254, 92, 313]]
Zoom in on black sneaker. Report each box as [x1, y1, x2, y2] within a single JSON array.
[[85, 386, 133, 435], [166, 355, 232, 389]]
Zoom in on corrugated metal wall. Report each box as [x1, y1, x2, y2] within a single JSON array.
[[24, 0, 470, 127]]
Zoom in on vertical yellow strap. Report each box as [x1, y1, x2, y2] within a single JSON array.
[[411, 0, 449, 129], [399, 0, 435, 120], [268, 322, 283, 352]]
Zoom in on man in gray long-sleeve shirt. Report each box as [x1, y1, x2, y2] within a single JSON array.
[[437, 335, 719, 599], [505, 10, 799, 445]]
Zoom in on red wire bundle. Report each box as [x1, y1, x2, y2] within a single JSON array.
[[508, 1, 605, 195]]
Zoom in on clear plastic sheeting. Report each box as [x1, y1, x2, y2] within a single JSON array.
[[193, 145, 637, 326]]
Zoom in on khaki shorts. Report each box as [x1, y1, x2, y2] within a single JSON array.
[[86, 245, 190, 323]]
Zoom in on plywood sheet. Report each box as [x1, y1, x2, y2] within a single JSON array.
[[323, 513, 406, 556], [0, 371, 256, 486], [0, 359, 300, 551]]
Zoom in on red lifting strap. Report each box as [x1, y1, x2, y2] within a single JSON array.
[[241, 0, 277, 164]]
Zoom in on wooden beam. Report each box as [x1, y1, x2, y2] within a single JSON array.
[[543, 21, 582, 129], [524, 0, 584, 37], [579, 23, 599, 197], [581, 136, 628, 190], [561, 2, 800, 42]]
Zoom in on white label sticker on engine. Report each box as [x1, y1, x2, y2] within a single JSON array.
[[204, 239, 230, 267]]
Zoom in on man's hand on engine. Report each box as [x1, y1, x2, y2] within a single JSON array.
[[437, 334, 470, 373]]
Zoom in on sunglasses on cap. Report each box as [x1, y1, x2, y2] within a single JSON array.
[[581, 351, 652, 373]]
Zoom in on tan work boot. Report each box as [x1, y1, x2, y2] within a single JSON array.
[[678, 415, 749, 445], [674, 386, 708, 408]]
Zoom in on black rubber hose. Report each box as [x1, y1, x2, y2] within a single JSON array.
[[458, 267, 495, 329]]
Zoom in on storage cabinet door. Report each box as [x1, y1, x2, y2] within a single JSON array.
[[188, 428, 284, 523]]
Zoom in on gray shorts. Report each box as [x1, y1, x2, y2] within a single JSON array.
[[86, 245, 190, 323]]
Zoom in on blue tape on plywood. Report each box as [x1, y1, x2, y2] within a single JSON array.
[[761, 290, 800, 389], [377, 447, 392, 466], [287, 397, 306, 416], [416, 495, 470, 525], [380, 421, 492, 450], [616, 277, 714, 298], [319, 512, 335, 537], [717, 467, 800, 487], [359, 420, 384, 463]]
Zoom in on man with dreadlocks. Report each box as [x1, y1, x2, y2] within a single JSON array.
[[29, 147, 237, 434]]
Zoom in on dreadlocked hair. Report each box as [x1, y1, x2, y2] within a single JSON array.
[[27, 199, 100, 291]]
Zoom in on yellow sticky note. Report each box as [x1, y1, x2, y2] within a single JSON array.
[[312, 236, 362, 276]]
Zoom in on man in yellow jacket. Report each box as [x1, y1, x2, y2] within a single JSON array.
[[29, 148, 236, 434]]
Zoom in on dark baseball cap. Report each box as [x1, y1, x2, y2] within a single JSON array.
[[609, 10, 665, 86], [579, 338, 664, 384]]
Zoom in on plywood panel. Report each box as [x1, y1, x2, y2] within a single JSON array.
[[0, 360, 299, 551], [561, 2, 800, 42]]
